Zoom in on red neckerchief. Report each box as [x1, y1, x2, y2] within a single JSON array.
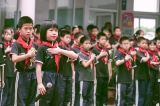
[[89, 34, 96, 41], [17, 37, 32, 71], [138, 48, 147, 56], [34, 37, 41, 46], [80, 48, 94, 69], [42, 41, 59, 73], [3, 40, 13, 47], [71, 35, 74, 40], [113, 35, 120, 41], [96, 44, 108, 64], [16, 32, 20, 37], [59, 41, 70, 50], [73, 44, 80, 50], [118, 47, 132, 70], [148, 50, 158, 67]]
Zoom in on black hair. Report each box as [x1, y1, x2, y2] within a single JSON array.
[[40, 19, 58, 41], [129, 36, 135, 41], [97, 32, 106, 40], [74, 32, 84, 39], [17, 16, 33, 28], [2, 26, 14, 34], [148, 40, 156, 45], [155, 36, 160, 42], [59, 30, 70, 37], [101, 26, 112, 34], [91, 26, 99, 31], [119, 36, 129, 44], [64, 25, 71, 28], [80, 36, 90, 44], [156, 27, 160, 34], [34, 24, 40, 34], [137, 37, 146, 43], [104, 22, 112, 26], [87, 24, 94, 31], [135, 30, 144, 36], [113, 27, 120, 32], [72, 25, 79, 31], [78, 26, 83, 31]]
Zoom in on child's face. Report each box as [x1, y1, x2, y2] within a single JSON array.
[[72, 27, 79, 35], [2, 29, 13, 41], [149, 43, 156, 51], [18, 23, 33, 39], [46, 27, 58, 42], [120, 40, 130, 51], [137, 31, 144, 38], [61, 34, 71, 45], [98, 36, 106, 46], [75, 35, 84, 45], [156, 40, 160, 49], [103, 30, 111, 38], [129, 40, 134, 47], [114, 28, 121, 36], [81, 40, 91, 51], [91, 28, 99, 37], [138, 40, 147, 49]]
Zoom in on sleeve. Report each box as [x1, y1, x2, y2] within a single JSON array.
[[114, 51, 122, 62], [10, 42, 19, 55], [35, 46, 45, 64], [78, 53, 87, 64], [136, 51, 145, 63]]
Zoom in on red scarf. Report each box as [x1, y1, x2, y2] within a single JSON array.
[[71, 35, 74, 40], [89, 34, 96, 41], [118, 47, 132, 70], [96, 44, 108, 64], [148, 50, 158, 67], [3, 40, 12, 47], [138, 48, 147, 56], [34, 37, 41, 46], [113, 35, 120, 41], [73, 44, 80, 50], [42, 41, 59, 73], [59, 41, 70, 50], [17, 37, 32, 71]]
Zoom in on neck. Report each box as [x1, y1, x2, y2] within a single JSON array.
[[21, 36, 29, 42], [98, 43, 103, 48]]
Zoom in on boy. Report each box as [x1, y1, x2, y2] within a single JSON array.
[[115, 36, 133, 106], [89, 26, 99, 44], [134, 37, 150, 106], [78, 36, 96, 106], [92, 32, 112, 106], [10, 16, 38, 106], [1, 27, 15, 106], [33, 24, 41, 46]]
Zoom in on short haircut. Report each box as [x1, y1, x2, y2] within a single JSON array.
[[156, 27, 160, 34], [113, 27, 120, 32], [137, 37, 146, 43], [104, 22, 112, 26], [87, 24, 94, 31], [135, 30, 144, 36], [74, 32, 84, 39], [34, 24, 40, 34], [40, 19, 58, 41], [148, 40, 156, 45], [59, 30, 70, 37], [155, 36, 160, 42], [101, 26, 112, 34], [80, 36, 90, 44], [64, 25, 71, 29], [17, 16, 33, 28], [119, 36, 129, 44], [2, 26, 14, 34], [97, 32, 106, 40], [72, 25, 79, 31], [78, 26, 83, 31], [91, 26, 99, 31]]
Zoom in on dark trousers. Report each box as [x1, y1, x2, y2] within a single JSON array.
[[79, 81, 94, 106], [149, 70, 158, 106], [62, 76, 72, 106], [39, 72, 64, 106], [96, 77, 108, 106], [74, 70, 80, 106], [15, 71, 37, 106], [1, 76, 15, 106], [135, 79, 150, 106], [117, 83, 133, 106]]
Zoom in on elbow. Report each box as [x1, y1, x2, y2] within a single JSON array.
[[12, 57, 18, 62]]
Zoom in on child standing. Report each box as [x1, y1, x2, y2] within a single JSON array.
[[78, 36, 96, 106], [10, 16, 38, 106], [35, 20, 78, 106], [115, 36, 134, 106]]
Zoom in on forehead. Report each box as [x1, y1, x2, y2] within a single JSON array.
[[64, 34, 71, 37], [48, 27, 58, 30], [83, 40, 90, 43], [22, 23, 33, 27], [99, 36, 106, 39], [122, 39, 129, 43], [139, 40, 146, 43]]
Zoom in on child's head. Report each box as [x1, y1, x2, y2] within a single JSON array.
[[155, 37, 160, 49], [137, 37, 147, 49], [97, 32, 107, 46], [2, 27, 14, 41], [74, 32, 84, 45], [113, 27, 121, 36], [129, 36, 135, 47], [91, 26, 99, 37], [156, 27, 160, 37], [72, 25, 79, 35], [148, 40, 156, 51], [87, 24, 94, 34], [101, 27, 112, 38], [59, 30, 71, 45], [40, 20, 58, 42], [119, 36, 130, 51], [17, 16, 33, 39], [33, 24, 40, 39], [64, 25, 71, 32], [80, 36, 91, 51], [135, 30, 144, 38], [104, 22, 112, 29], [78, 26, 83, 33]]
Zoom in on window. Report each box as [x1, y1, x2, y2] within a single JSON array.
[[134, 0, 159, 12]]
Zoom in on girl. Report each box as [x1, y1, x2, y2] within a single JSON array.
[[70, 25, 79, 45]]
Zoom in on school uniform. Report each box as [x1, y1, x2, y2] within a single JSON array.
[[10, 37, 38, 106], [35, 41, 64, 106], [134, 48, 150, 106], [88, 34, 96, 44], [148, 50, 159, 106], [109, 35, 119, 45], [72, 44, 81, 106], [115, 47, 133, 106], [1, 41, 15, 106], [59, 41, 72, 106], [78, 49, 94, 106], [92, 45, 109, 106]]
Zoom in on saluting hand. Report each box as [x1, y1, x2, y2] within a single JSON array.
[[47, 45, 62, 54]]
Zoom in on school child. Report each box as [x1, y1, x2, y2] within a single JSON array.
[[70, 25, 80, 45], [115, 36, 134, 106], [35, 20, 78, 106], [10, 16, 38, 106], [92, 32, 112, 106], [72, 32, 84, 106], [78, 36, 96, 106], [59, 30, 74, 106], [33, 24, 41, 46], [89, 26, 99, 45], [147, 40, 159, 106], [78, 26, 84, 33], [1, 27, 15, 106], [134, 37, 150, 106]]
